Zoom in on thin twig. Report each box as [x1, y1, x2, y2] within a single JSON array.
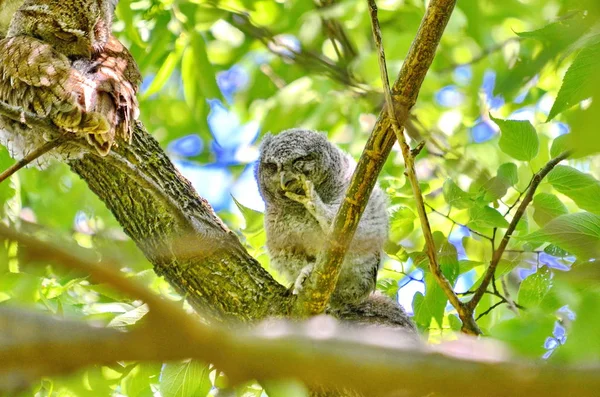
[[425, 202, 493, 241], [475, 300, 506, 321], [468, 151, 571, 310], [0, 137, 66, 184], [366, 0, 475, 333], [501, 276, 519, 315], [504, 180, 531, 217]]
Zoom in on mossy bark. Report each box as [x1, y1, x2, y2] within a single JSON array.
[[70, 123, 292, 323]]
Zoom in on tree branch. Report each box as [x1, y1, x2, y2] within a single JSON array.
[[365, 0, 479, 335], [3, 302, 600, 397], [291, 0, 458, 317], [468, 151, 571, 310], [228, 11, 365, 92]]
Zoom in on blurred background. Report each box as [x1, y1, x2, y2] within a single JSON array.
[[1, 0, 599, 395]]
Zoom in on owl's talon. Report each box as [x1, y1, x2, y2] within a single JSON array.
[[292, 264, 314, 295]]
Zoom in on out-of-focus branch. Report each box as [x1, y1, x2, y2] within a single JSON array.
[[3, 303, 600, 397], [292, 0, 458, 317], [315, 0, 358, 62], [0, 238, 597, 397], [468, 151, 571, 310], [229, 11, 367, 92]]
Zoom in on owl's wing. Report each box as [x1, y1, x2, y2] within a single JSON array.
[[0, 35, 109, 134], [76, 35, 141, 155]]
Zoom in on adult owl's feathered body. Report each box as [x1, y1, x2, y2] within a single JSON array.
[[256, 129, 389, 308], [0, 0, 140, 166]]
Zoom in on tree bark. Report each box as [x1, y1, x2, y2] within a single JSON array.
[[70, 122, 293, 323]]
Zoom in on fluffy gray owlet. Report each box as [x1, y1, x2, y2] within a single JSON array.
[[256, 129, 389, 308], [0, 0, 140, 166]]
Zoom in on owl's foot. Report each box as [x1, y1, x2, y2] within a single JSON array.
[[52, 108, 110, 136], [292, 264, 314, 295], [284, 178, 317, 214]]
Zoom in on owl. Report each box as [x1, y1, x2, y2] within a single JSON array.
[[256, 129, 389, 308], [0, 0, 139, 166]]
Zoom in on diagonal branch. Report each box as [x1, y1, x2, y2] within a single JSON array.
[[292, 0, 458, 316], [468, 151, 571, 310], [366, 0, 477, 335]]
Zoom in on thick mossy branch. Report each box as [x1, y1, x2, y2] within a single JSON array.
[[293, 0, 458, 316]]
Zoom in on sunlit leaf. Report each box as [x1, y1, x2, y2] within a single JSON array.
[[142, 39, 185, 99], [532, 193, 569, 227], [233, 196, 264, 234], [548, 41, 600, 120], [497, 163, 519, 186], [443, 179, 473, 209], [389, 205, 416, 242], [468, 206, 509, 229], [491, 116, 539, 161], [160, 360, 211, 397], [547, 166, 600, 215], [518, 266, 553, 309], [522, 212, 600, 259]]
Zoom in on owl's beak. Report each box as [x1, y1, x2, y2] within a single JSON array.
[[280, 171, 298, 191]]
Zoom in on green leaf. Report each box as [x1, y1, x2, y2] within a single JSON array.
[[443, 179, 473, 209], [497, 163, 519, 186], [532, 193, 569, 227], [492, 116, 539, 161], [107, 304, 149, 330], [468, 206, 509, 229], [548, 166, 600, 215], [518, 266, 553, 309], [142, 39, 185, 99], [160, 360, 211, 397], [555, 289, 600, 363], [543, 244, 570, 257], [522, 212, 600, 259], [412, 239, 458, 331], [0, 148, 15, 206], [189, 32, 224, 102], [550, 134, 572, 158], [495, 15, 590, 98], [490, 313, 556, 357], [479, 176, 510, 203], [448, 314, 462, 331], [232, 197, 264, 234], [388, 205, 416, 242], [121, 363, 161, 397], [548, 41, 600, 120]]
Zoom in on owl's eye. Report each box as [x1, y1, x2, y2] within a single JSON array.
[[263, 162, 277, 173], [54, 31, 77, 42], [293, 154, 315, 173]]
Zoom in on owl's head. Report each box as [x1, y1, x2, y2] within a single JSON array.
[[8, 0, 113, 58], [256, 129, 352, 205]]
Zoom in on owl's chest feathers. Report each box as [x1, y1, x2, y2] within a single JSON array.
[[265, 205, 324, 254]]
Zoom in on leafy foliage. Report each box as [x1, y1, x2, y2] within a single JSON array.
[[0, 0, 599, 395]]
